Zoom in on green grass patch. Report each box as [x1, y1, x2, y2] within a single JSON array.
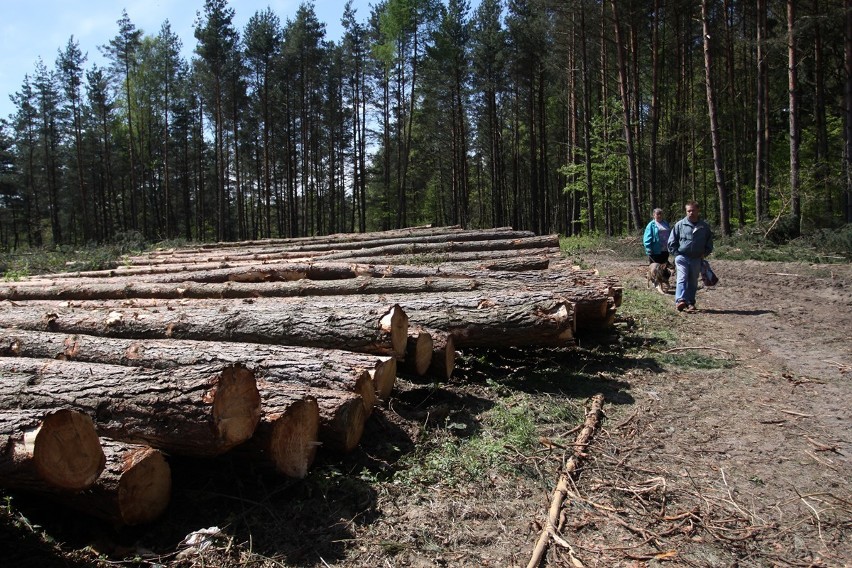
[[560, 234, 645, 263], [396, 392, 576, 488], [657, 349, 736, 370]]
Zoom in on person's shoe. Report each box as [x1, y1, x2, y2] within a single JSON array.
[[685, 304, 697, 313], [676, 301, 687, 312]]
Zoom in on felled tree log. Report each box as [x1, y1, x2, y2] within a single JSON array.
[[328, 248, 556, 266], [0, 297, 409, 357], [122, 250, 325, 266], [0, 409, 105, 492], [170, 224, 466, 252], [0, 330, 388, 452], [16, 254, 551, 289], [129, 228, 536, 263], [0, 359, 261, 457], [0, 272, 616, 332], [0, 275, 478, 302], [394, 291, 576, 347], [19, 261, 242, 282], [0, 329, 387, 415], [311, 235, 560, 261], [54, 439, 171, 526]]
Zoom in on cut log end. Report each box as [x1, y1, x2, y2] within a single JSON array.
[[32, 409, 105, 491], [406, 329, 434, 376], [321, 396, 367, 453], [353, 369, 378, 415], [266, 398, 320, 479], [381, 304, 409, 357], [428, 331, 456, 380], [117, 447, 172, 525], [211, 365, 262, 446], [371, 356, 397, 401]]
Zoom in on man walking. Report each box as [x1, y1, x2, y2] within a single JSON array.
[[667, 201, 714, 312]]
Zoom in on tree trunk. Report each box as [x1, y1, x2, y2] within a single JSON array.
[[788, 0, 801, 230], [119, 250, 327, 267], [0, 297, 409, 358], [0, 408, 104, 492], [755, 0, 768, 221], [846, 0, 852, 223], [53, 440, 171, 526], [702, 0, 731, 235], [610, 1, 642, 231], [0, 358, 260, 457]]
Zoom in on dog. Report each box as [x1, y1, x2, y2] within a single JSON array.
[[647, 261, 673, 294]]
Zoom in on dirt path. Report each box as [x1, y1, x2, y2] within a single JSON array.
[[573, 258, 852, 567]]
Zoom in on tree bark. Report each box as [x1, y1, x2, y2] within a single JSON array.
[[0, 408, 105, 492], [0, 297, 409, 358], [54, 439, 171, 526], [846, 0, 852, 223], [0, 358, 260, 457]]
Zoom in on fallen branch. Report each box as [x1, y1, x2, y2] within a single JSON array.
[[526, 393, 605, 568]]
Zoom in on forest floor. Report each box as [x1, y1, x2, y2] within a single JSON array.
[[1, 247, 850, 567]]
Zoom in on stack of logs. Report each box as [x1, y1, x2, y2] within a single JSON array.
[[0, 225, 621, 526]]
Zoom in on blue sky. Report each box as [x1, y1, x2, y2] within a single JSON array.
[[0, 0, 374, 121]]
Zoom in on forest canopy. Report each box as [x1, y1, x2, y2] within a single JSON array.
[[0, 0, 850, 250]]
